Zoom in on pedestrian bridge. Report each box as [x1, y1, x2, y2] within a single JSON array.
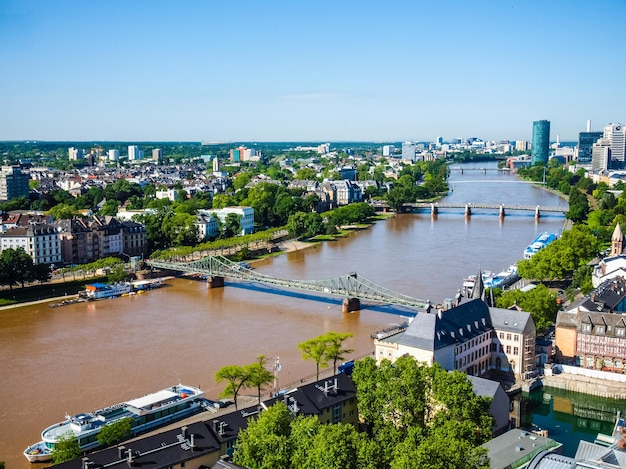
[[146, 255, 428, 313]]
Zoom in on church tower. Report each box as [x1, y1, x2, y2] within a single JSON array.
[[611, 223, 624, 257]]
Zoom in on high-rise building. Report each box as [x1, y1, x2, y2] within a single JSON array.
[[68, 147, 84, 160], [531, 120, 550, 165], [152, 148, 162, 163], [128, 145, 144, 161], [578, 128, 603, 164], [401, 142, 416, 161], [591, 138, 611, 172], [212, 157, 220, 173], [382, 145, 395, 156], [603, 123, 626, 164], [0, 165, 30, 202], [108, 149, 120, 161]]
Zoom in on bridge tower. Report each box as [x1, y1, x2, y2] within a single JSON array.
[[535, 205, 540, 219], [499, 205, 505, 218], [431, 203, 438, 216], [465, 204, 471, 217]]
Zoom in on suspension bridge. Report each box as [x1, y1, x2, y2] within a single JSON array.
[[146, 255, 429, 313]]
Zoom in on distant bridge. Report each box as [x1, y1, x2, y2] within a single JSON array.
[[448, 167, 511, 174], [146, 255, 428, 313], [370, 201, 566, 217]]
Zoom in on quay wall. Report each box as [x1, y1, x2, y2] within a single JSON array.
[[538, 366, 626, 399]]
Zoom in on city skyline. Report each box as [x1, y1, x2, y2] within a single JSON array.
[[1, 1, 625, 143]]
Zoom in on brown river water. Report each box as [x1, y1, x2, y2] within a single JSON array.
[[0, 162, 569, 467]]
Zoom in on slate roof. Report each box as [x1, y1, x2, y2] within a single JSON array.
[[489, 307, 533, 334], [51, 421, 220, 469], [390, 299, 492, 351]]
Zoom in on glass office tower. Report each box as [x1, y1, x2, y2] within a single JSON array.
[[531, 120, 550, 165]]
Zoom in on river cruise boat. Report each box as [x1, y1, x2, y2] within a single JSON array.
[[523, 232, 557, 259], [83, 282, 132, 299], [23, 384, 205, 462]]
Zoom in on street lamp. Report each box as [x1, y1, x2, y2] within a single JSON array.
[[273, 357, 281, 397]]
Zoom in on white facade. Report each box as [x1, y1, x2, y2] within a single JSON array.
[[604, 123, 626, 163], [382, 145, 395, 156], [108, 149, 120, 161], [128, 145, 144, 161], [195, 212, 220, 240], [198, 206, 255, 236], [155, 189, 179, 202], [401, 142, 416, 161], [0, 224, 62, 265], [68, 147, 83, 160]]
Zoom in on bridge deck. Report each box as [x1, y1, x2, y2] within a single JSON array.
[[147, 255, 428, 311]]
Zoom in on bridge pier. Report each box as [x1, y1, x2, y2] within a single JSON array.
[[465, 204, 471, 217], [431, 203, 438, 216], [206, 276, 224, 289], [535, 205, 540, 219], [342, 297, 360, 313], [499, 205, 505, 218]]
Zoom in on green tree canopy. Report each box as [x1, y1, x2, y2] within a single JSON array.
[[51, 432, 80, 464], [495, 284, 560, 334], [97, 418, 133, 445]]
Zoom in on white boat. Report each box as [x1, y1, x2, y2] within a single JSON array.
[[523, 232, 557, 259], [24, 384, 205, 462], [83, 282, 132, 299]]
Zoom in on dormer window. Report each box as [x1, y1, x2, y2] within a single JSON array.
[[595, 326, 605, 334], [582, 324, 592, 332], [617, 328, 625, 337]]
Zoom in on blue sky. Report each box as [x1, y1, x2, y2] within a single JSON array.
[[1, 0, 624, 143]]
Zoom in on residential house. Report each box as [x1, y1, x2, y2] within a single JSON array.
[[0, 222, 61, 265], [51, 373, 358, 468], [374, 298, 536, 380], [555, 276, 626, 371], [121, 219, 147, 258]]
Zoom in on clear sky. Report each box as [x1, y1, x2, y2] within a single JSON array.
[[1, 0, 624, 143]]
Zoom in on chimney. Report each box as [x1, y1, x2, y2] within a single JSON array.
[[82, 457, 90, 469], [127, 448, 134, 467], [118, 446, 126, 460], [181, 426, 188, 438], [190, 434, 196, 450], [212, 420, 219, 433]]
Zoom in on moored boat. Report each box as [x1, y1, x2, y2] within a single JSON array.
[[23, 384, 205, 462], [523, 232, 557, 259]]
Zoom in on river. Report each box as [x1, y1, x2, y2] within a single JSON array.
[[0, 161, 577, 467]]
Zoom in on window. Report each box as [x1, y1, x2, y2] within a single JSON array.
[[596, 326, 605, 334], [514, 335, 519, 341], [506, 345, 511, 354], [332, 404, 342, 423], [506, 333, 511, 341], [499, 332, 504, 339], [514, 347, 519, 355], [617, 328, 625, 337], [582, 324, 592, 332]]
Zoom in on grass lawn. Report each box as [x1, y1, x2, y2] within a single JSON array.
[[0, 277, 108, 306]]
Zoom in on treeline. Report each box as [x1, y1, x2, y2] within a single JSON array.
[[0, 248, 51, 290]]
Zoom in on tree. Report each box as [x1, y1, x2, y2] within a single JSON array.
[[107, 263, 127, 283], [51, 432, 80, 464], [215, 365, 249, 410], [97, 417, 133, 445], [352, 356, 493, 468], [221, 212, 242, 238], [0, 247, 34, 289], [32, 262, 52, 284], [298, 336, 330, 380], [48, 203, 78, 220], [324, 332, 354, 374], [232, 402, 292, 469], [496, 284, 560, 333], [246, 355, 274, 404]]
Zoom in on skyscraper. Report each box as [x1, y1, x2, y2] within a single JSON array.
[[603, 123, 626, 165], [152, 148, 162, 163], [578, 121, 603, 164], [0, 166, 30, 202], [531, 120, 550, 165]]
